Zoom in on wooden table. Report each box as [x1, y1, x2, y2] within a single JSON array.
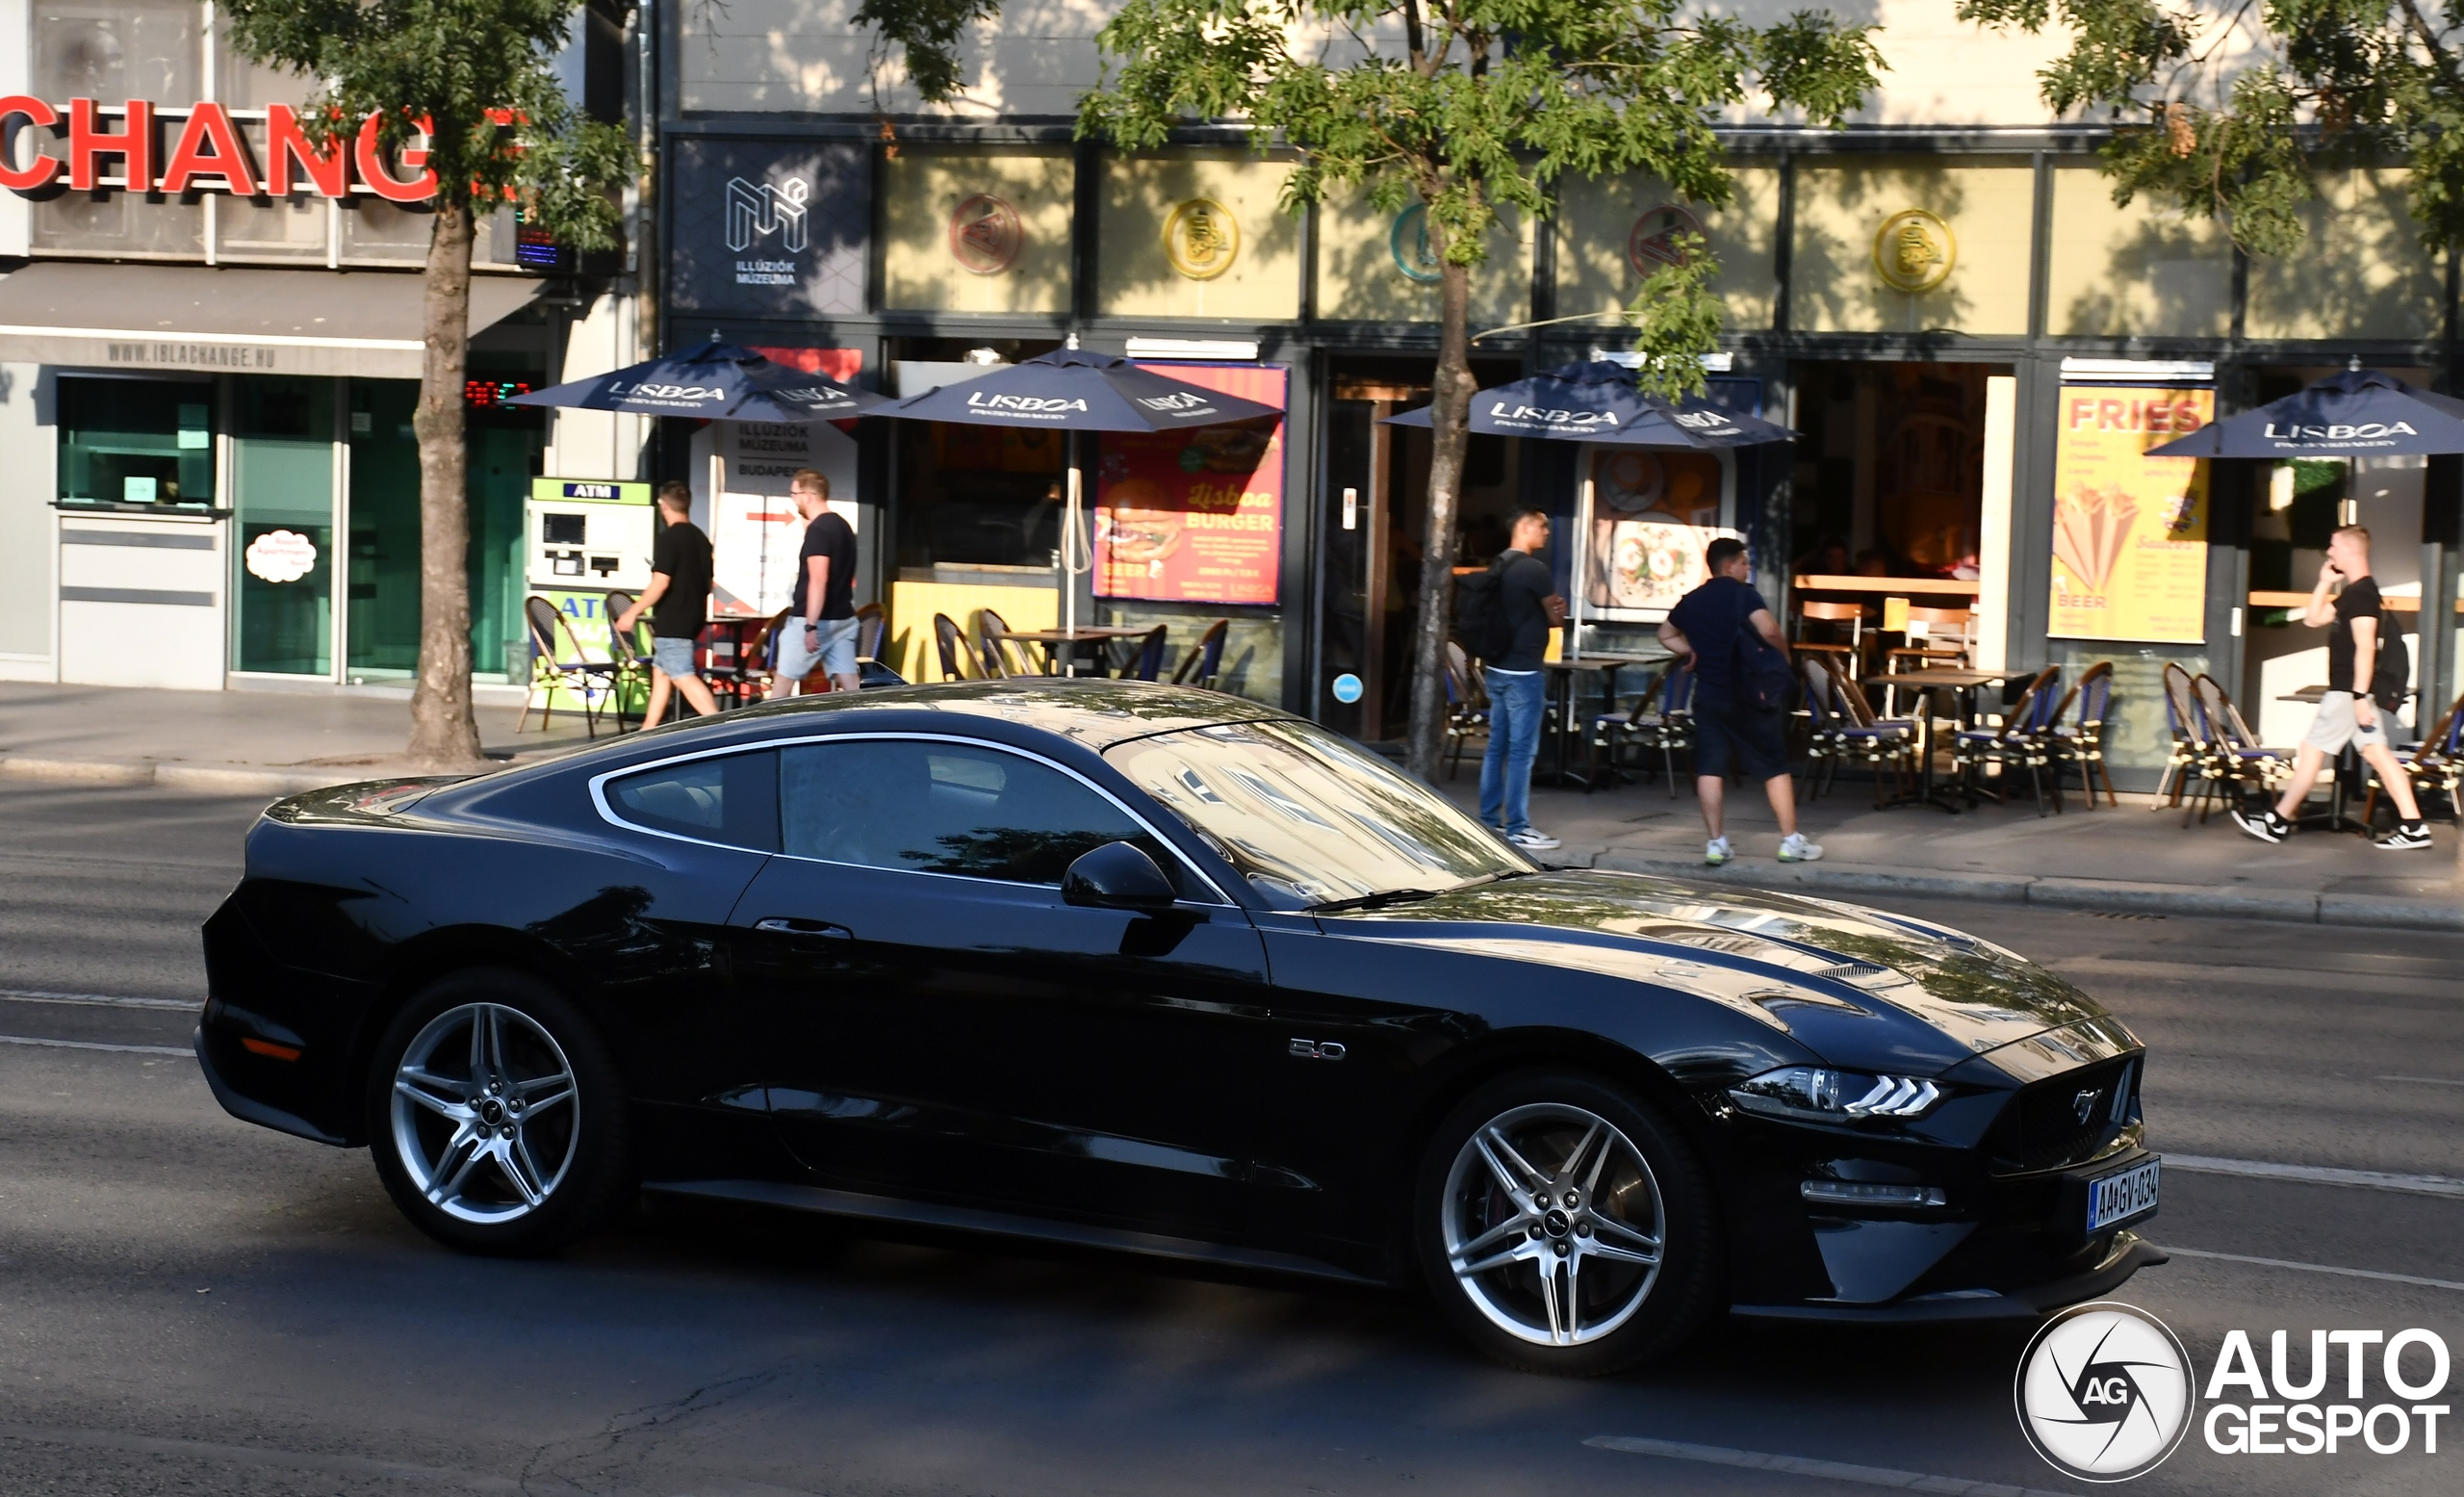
[[1540, 653, 1656, 788], [1001, 625, 1156, 678], [1794, 575, 1980, 596], [1877, 667, 2012, 813]]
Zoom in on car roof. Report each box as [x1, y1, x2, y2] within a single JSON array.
[[716, 677, 1292, 747]]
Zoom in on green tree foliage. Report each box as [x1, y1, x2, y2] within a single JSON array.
[[1064, 0, 1883, 778], [1958, 0, 2464, 256], [221, 0, 633, 765]]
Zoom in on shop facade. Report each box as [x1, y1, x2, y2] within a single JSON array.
[[0, 0, 645, 693]]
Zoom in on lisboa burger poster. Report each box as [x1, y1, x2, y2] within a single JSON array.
[[1095, 365, 1287, 607]]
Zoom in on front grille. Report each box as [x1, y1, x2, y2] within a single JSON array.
[[1989, 1057, 2138, 1174]]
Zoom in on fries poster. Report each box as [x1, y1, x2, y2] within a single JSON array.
[[1095, 364, 1286, 606], [2049, 385, 2214, 643]]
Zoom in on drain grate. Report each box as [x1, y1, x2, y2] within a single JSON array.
[[2080, 909, 2168, 920]]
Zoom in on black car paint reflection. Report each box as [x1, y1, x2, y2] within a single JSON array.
[[198, 680, 2158, 1319]]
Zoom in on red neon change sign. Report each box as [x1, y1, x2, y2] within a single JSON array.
[[0, 98, 436, 203]]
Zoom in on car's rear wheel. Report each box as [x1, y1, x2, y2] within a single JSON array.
[[1415, 1071, 1719, 1376], [368, 968, 631, 1255]]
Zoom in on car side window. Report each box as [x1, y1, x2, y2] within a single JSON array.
[[604, 749, 780, 851], [780, 738, 1168, 888]]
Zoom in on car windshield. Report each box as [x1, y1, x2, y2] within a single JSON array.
[[1104, 718, 1528, 909]]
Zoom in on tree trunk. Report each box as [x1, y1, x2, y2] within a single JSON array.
[[405, 201, 485, 769], [1404, 259, 1475, 782]]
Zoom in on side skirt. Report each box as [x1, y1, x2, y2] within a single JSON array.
[[642, 1177, 1385, 1288]]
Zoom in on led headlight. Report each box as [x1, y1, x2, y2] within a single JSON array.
[[1728, 1065, 1941, 1122]]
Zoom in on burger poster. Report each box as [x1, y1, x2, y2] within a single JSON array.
[[2048, 385, 2212, 644], [1095, 364, 1287, 606]]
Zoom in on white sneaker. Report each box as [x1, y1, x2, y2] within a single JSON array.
[[1505, 826, 1560, 851], [1704, 836, 1733, 866], [1779, 833, 1824, 863]]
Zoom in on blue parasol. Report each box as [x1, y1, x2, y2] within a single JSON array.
[[1380, 360, 1797, 448], [886, 347, 1284, 430], [2144, 368, 2464, 458], [507, 340, 889, 421]]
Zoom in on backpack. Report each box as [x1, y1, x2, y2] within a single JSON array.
[[2373, 625, 2409, 713], [1733, 620, 1794, 712], [1453, 557, 1516, 662]]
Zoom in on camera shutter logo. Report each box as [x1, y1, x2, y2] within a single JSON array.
[[2015, 1302, 2195, 1482], [949, 193, 1022, 275], [1164, 198, 1240, 280], [1873, 208, 1954, 294]]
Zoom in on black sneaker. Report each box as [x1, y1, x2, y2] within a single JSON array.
[[2230, 805, 2288, 844], [2374, 820, 2432, 851]]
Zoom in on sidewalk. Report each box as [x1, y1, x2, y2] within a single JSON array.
[[1440, 769, 2464, 933], [0, 681, 598, 795]]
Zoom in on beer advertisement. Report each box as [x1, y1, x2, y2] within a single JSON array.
[[2048, 385, 2214, 643]]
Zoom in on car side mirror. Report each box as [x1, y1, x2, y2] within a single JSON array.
[[1063, 840, 1179, 913]]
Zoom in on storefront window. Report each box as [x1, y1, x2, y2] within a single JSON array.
[[33, 2, 207, 258], [346, 382, 422, 676], [232, 377, 336, 675], [57, 376, 216, 507]]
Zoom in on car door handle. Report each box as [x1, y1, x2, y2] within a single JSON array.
[[754, 917, 852, 940]]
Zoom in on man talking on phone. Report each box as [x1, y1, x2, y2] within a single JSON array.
[[2232, 524, 2430, 849]]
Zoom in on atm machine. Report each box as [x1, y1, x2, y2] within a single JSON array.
[[526, 478, 655, 655]]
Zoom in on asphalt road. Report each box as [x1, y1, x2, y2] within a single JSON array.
[[0, 780, 2455, 1497]]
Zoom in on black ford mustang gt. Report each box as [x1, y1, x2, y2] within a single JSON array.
[[199, 680, 2160, 1375]]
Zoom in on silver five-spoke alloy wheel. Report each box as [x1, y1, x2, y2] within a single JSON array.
[[390, 1002, 580, 1225], [1441, 1102, 1665, 1347]]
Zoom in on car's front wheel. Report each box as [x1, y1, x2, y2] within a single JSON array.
[[1415, 1071, 1719, 1376], [368, 968, 631, 1255]]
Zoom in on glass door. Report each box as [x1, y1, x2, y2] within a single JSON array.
[[231, 377, 337, 676], [346, 381, 424, 679]]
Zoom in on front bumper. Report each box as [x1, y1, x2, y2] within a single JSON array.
[[1732, 1230, 2166, 1323]]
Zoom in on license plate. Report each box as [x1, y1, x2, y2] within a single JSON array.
[[2087, 1156, 2160, 1232]]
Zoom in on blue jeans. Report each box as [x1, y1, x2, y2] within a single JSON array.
[[1479, 666, 1545, 833]]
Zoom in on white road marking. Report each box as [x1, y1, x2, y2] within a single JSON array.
[[0, 989, 198, 1011], [0, 1034, 192, 1057], [1583, 1434, 2075, 1497], [2378, 1073, 2464, 1087], [2158, 1245, 2464, 1293], [2166, 1153, 2464, 1199]]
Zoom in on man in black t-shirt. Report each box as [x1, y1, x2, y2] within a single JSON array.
[[1476, 509, 1567, 852], [770, 468, 861, 697], [2233, 524, 2428, 849], [1660, 537, 1821, 866], [613, 483, 720, 727]]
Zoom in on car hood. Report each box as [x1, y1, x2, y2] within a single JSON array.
[[1322, 869, 2111, 1069]]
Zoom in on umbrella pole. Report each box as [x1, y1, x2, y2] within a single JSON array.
[[1570, 469, 1592, 659], [1065, 432, 1084, 671]]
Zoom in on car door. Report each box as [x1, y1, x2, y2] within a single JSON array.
[[728, 733, 1272, 1236]]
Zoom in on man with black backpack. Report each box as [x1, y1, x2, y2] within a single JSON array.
[[1460, 508, 1567, 851], [1659, 537, 1822, 866], [2233, 524, 2430, 850]]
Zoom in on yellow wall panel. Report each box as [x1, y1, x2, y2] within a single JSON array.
[[883, 581, 1058, 685], [881, 149, 1075, 314], [2045, 165, 2232, 338], [2245, 168, 2444, 341], [1790, 157, 2036, 334], [1097, 152, 1302, 321], [1554, 167, 1781, 332], [1314, 183, 1528, 326]]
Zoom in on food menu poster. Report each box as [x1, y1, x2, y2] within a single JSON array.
[[2048, 386, 2213, 644], [1579, 448, 1731, 617], [1095, 364, 1287, 606]]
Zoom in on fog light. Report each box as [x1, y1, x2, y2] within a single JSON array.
[[1800, 1180, 1946, 1207]]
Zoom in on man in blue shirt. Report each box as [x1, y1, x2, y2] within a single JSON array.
[[1659, 537, 1821, 865]]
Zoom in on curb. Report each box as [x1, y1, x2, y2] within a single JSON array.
[[0, 756, 380, 797], [1591, 852, 2464, 933]]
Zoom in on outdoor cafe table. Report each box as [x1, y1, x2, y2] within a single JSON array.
[[1876, 666, 2012, 813], [1541, 653, 1656, 788], [1001, 624, 1155, 678]]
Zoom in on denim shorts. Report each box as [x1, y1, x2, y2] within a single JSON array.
[[776, 616, 860, 680], [651, 637, 698, 678]]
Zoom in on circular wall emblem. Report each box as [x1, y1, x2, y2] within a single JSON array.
[[1390, 205, 1442, 284], [244, 529, 319, 584], [947, 193, 1022, 275], [1627, 203, 1706, 276], [1874, 207, 1955, 294], [2015, 1302, 2194, 1483], [1163, 197, 1241, 280]]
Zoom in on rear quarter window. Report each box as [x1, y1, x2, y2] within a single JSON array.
[[603, 750, 780, 851]]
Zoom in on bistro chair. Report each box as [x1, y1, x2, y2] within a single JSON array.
[[1950, 665, 2061, 814], [1171, 619, 1230, 690], [854, 602, 887, 665], [2365, 688, 2464, 825], [2151, 662, 2209, 814], [1122, 624, 1170, 682], [1443, 641, 1491, 781], [2194, 673, 2292, 822], [1817, 654, 1921, 809], [1586, 670, 1663, 791], [2045, 660, 2118, 809], [1795, 600, 1869, 682], [932, 612, 979, 682], [1797, 658, 1842, 800], [977, 607, 1035, 678], [1625, 664, 1698, 796], [727, 607, 795, 703], [516, 595, 620, 738], [1881, 607, 1975, 715], [603, 588, 654, 729]]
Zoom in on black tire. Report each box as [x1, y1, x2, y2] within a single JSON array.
[[366, 968, 633, 1256], [1413, 1070, 1720, 1376]]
